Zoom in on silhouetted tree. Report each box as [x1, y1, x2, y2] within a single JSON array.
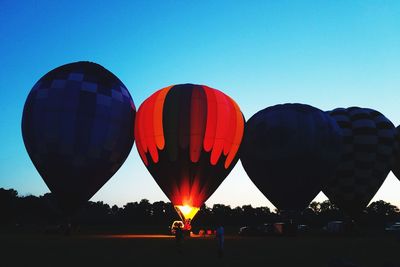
[[212, 204, 232, 225], [150, 201, 176, 225], [367, 200, 399, 216], [365, 200, 400, 227], [319, 200, 339, 212], [2, 187, 400, 231], [194, 204, 212, 226], [0, 188, 18, 224], [309, 201, 320, 214], [122, 202, 140, 224], [78, 201, 111, 224]]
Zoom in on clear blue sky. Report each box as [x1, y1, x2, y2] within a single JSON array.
[[1, 0, 399, 209]]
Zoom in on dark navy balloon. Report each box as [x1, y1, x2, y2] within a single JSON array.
[[22, 62, 135, 215], [240, 103, 342, 212]]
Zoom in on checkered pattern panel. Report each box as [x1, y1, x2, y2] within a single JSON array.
[[323, 107, 396, 216], [22, 62, 136, 214]]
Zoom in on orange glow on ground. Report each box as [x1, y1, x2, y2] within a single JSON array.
[[90, 234, 219, 239], [94, 234, 174, 239]]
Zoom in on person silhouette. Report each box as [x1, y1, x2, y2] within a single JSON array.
[[175, 225, 184, 253], [216, 225, 224, 257]]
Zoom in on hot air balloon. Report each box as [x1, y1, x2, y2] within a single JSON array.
[[323, 107, 396, 219], [391, 126, 400, 180], [22, 61, 135, 216], [240, 103, 342, 214], [135, 84, 244, 229]]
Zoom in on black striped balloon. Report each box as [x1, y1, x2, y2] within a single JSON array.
[[323, 107, 396, 218]]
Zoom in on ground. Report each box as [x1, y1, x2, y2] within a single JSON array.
[[1, 233, 399, 267]]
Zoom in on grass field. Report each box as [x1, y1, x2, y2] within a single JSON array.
[[1, 233, 399, 267]]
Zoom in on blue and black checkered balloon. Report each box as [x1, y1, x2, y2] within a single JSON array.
[[392, 126, 400, 180], [22, 62, 136, 215], [323, 107, 396, 218]]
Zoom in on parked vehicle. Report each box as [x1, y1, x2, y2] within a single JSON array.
[[297, 224, 308, 232], [385, 222, 400, 232], [323, 221, 344, 234], [238, 226, 262, 236], [238, 223, 282, 236]]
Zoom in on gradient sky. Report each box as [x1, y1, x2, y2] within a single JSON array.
[[1, 0, 399, 210]]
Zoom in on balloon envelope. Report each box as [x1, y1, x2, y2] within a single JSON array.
[[392, 126, 400, 180], [135, 84, 244, 221], [323, 107, 396, 218], [22, 61, 135, 215], [240, 103, 342, 212]]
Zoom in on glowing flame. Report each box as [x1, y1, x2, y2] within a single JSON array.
[[175, 205, 200, 221]]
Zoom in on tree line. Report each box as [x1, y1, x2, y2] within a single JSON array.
[[1, 187, 399, 230]]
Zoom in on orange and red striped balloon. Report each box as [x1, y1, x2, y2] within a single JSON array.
[[135, 84, 244, 212]]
